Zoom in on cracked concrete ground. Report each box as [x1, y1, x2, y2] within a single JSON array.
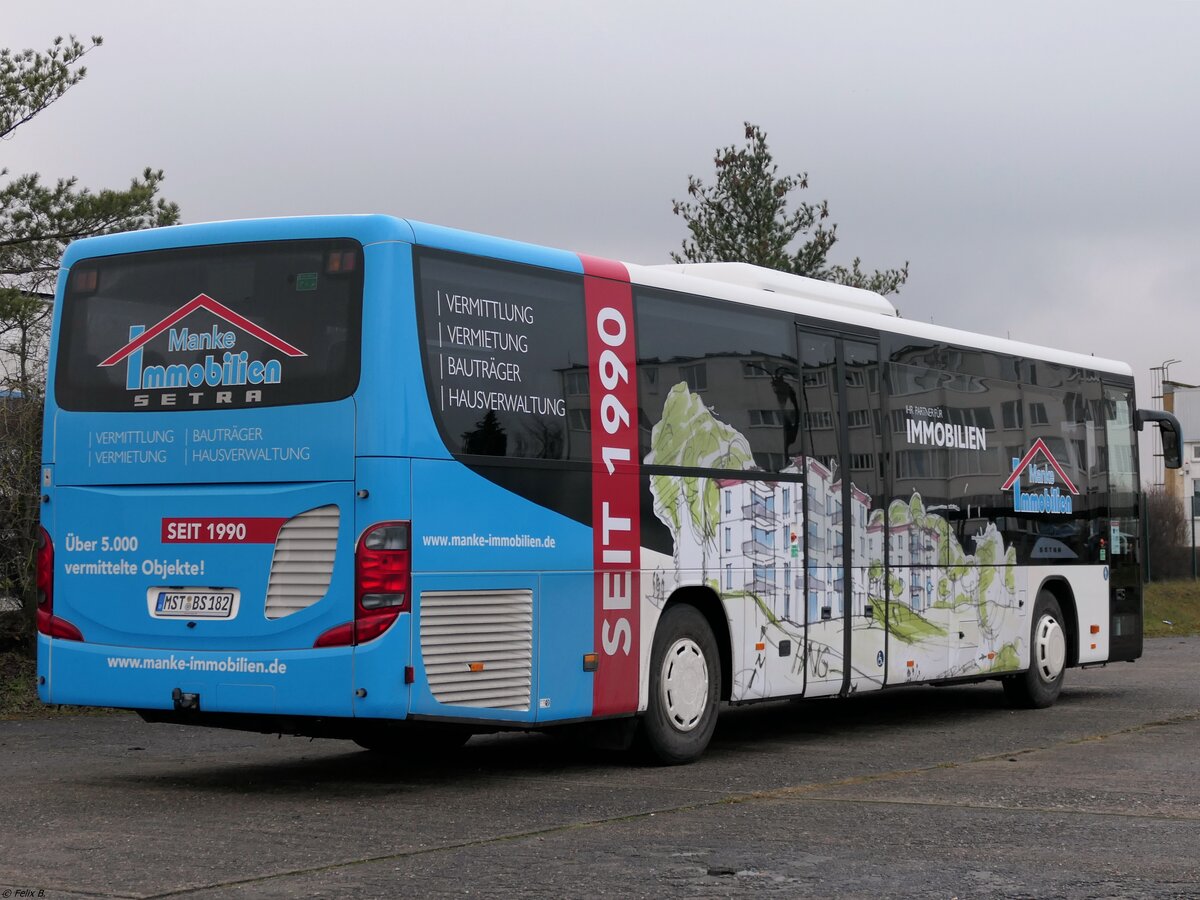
[[1, 636, 1197, 898]]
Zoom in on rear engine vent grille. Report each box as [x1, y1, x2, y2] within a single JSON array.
[[264, 505, 340, 620], [420, 589, 533, 711]]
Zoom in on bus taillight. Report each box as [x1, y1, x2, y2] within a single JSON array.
[[35, 527, 83, 642], [313, 521, 409, 648]]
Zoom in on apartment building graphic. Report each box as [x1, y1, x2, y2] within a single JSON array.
[[646, 383, 1026, 701]]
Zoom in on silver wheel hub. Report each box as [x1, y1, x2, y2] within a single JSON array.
[[660, 637, 709, 732], [1033, 613, 1066, 683]]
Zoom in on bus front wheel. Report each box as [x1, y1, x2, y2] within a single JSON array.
[[638, 604, 720, 765], [1003, 591, 1067, 709]]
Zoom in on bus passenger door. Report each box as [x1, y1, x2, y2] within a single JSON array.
[[1102, 384, 1142, 660], [797, 329, 887, 697]]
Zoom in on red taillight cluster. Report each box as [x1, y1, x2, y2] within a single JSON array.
[[325, 249, 358, 274], [35, 527, 83, 642], [313, 522, 409, 648]]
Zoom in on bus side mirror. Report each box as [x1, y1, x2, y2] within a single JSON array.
[[1136, 408, 1183, 469]]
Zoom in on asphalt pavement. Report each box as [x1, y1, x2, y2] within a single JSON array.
[[1, 636, 1197, 899]]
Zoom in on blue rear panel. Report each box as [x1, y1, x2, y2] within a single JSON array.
[[40, 215, 601, 728], [42, 217, 410, 717]]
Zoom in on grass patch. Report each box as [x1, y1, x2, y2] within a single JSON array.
[[0, 650, 118, 719], [0, 650, 44, 718], [1144, 581, 1200, 637]]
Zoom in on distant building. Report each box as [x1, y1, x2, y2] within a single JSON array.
[[1165, 382, 1200, 533]]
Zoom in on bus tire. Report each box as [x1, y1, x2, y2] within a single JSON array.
[[1003, 591, 1067, 709], [638, 604, 720, 765]]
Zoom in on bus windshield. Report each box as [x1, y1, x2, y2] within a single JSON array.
[[54, 239, 363, 412]]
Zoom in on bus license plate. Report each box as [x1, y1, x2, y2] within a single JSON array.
[[153, 590, 237, 618]]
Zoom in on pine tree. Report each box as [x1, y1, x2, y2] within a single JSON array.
[[672, 123, 908, 296], [0, 36, 181, 642]]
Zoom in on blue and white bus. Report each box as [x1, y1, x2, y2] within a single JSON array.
[[37, 216, 1181, 763]]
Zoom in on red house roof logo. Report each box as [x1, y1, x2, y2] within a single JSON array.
[[1000, 438, 1079, 495], [99, 293, 305, 368]]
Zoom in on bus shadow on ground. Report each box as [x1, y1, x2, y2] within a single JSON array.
[[98, 678, 1127, 798], [708, 680, 1124, 751], [108, 731, 621, 798]]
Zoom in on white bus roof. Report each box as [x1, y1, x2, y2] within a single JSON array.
[[629, 262, 1133, 379], [651, 263, 899, 317]]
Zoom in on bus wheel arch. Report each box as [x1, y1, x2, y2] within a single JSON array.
[[637, 587, 730, 765], [1035, 576, 1079, 668], [659, 586, 732, 702], [1003, 584, 1070, 709]]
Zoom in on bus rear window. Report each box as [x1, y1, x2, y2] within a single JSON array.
[[54, 239, 363, 412]]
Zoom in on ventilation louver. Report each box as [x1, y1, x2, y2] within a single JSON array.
[[420, 589, 533, 711], [264, 505, 340, 620]]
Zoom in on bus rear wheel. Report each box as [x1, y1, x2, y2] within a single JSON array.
[[1003, 591, 1067, 709], [638, 604, 720, 765]]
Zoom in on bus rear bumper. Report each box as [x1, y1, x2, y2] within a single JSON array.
[[37, 634, 354, 717]]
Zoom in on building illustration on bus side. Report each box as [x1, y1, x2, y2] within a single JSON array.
[[645, 382, 1025, 701]]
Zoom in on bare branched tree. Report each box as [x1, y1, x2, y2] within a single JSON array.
[[1, 36, 180, 646], [1144, 487, 1191, 581]]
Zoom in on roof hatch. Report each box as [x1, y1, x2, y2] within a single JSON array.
[[650, 262, 898, 317]]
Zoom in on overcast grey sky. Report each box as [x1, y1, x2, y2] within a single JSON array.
[[6, 1, 1199, 419]]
